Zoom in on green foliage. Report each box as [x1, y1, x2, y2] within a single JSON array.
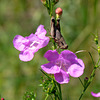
[[23, 91, 36, 100], [40, 70, 62, 100], [40, 76, 56, 94]]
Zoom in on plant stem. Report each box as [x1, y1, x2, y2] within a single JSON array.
[[88, 52, 95, 66], [79, 67, 96, 100], [56, 82, 62, 100], [45, 94, 49, 100], [78, 77, 84, 87], [79, 52, 100, 100]]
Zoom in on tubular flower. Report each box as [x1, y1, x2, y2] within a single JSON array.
[[41, 50, 85, 84], [91, 92, 100, 97], [13, 25, 49, 62]]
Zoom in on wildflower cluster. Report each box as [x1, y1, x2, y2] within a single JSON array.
[[12, 0, 100, 100], [12, 0, 85, 100], [23, 91, 36, 100]]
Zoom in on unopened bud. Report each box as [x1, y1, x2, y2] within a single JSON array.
[[55, 7, 63, 18], [41, 0, 46, 5], [84, 77, 88, 81], [98, 46, 100, 55], [84, 77, 88, 87], [94, 35, 98, 45]]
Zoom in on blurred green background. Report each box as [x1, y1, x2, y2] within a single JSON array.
[[0, 0, 100, 100]]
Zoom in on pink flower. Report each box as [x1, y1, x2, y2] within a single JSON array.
[[41, 50, 85, 84], [13, 25, 49, 62], [1, 98, 5, 100], [91, 92, 100, 97]]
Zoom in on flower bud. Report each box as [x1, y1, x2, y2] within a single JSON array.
[[98, 46, 100, 55], [94, 35, 98, 45], [84, 77, 88, 81], [55, 7, 63, 19], [84, 77, 88, 87], [41, 0, 46, 5]]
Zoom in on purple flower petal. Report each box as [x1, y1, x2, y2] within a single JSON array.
[[44, 50, 59, 61], [35, 25, 47, 39], [39, 37, 50, 48], [41, 63, 60, 74], [41, 50, 85, 84], [76, 58, 85, 69], [54, 70, 69, 84], [27, 34, 49, 50], [13, 35, 29, 51], [61, 50, 77, 61], [19, 50, 34, 62], [26, 33, 38, 41], [68, 63, 84, 77], [91, 92, 100, 97]]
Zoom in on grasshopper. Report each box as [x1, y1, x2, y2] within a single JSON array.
[[50, 16, 68, 49]]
